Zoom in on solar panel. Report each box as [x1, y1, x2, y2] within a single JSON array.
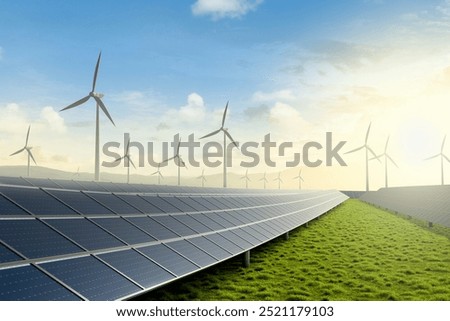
[[206, 212, 235, 228], [50, 179, 85, 190], [127, 217, 179, 240], [0, 194, 31, 216], [0, 176, 31, 187], [139, 196, 181, 213], [86, 192, 141, 214], [46, 190, 113, 215], [39, 256, 141, 301], [152, 215, 197, 237], [45, 218, 125, 250], [159, 196, 196, 212], [166, 240, 217, 267], [219, 230, 253, 249], [92, 218, 156, 245], [187, 236, 231, 260], [0, 219, 82, 259], [97, 249, 175, 289], [115, 194, 163, 214], [0, 243, 22, 263], [191, 213, 227, 231], [172, 214, 212, 234], [24, 177, 63, 189], [205, 233, 245, 254], [176, 197, 210, 211]]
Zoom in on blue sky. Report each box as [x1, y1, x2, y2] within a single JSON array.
[[2, 0, 450, 189]]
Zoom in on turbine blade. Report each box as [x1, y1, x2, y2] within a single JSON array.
[[61, 95, 90, 111], [221, 101, 229, 127], [27, 149, 37, 165], [128, 157, 136, 169], [344, 145, 364, 154], [293, 176, 299, 179], [159, 172, 164, 178], [424, 154, 440, 161], [125, 139, 130, 155], [94, 97, 115, 126], [367, 146, 381, 162], [199, 128, 221, 139], [369, 154, 383, 161], [176, 141, 181, 155], [223, 129, 238, 148], [10, 148, 25, 156], [387, 154, 399, 168], [442, 135, 447, 152], [114, 156, 124, 163], [385, 135, 390, 153], [151, 171, 158, 176], [25, 125, 31, 146], [365, 122, 372, 144], [162, 156, 175, 163], [300, 177, 304, 182], [92, 51, 102, 92], [443, 154, 450, 163]]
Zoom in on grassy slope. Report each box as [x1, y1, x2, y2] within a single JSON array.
[[139, 200, 450, 301]]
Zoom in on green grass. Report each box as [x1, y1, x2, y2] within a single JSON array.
[[137, 200, 450, 301]]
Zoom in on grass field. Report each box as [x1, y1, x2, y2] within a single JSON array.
[[138, 200, 450, 301]]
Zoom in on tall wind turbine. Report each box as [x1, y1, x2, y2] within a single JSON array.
[[371, 136, 398, 188], [259, 172, 268, 189], [274, 172, 283, 190], [425, 135, 450, 185], [293, 169, 304, 190], [197, 169, 207, 187], [60, 52, 115, 181], [151, 163, 164, 185], [345, 123, 380, 191], [162, 141, 186, 186], [115, 138, 135, 184], [200, 102, 238, 188], [241, 169, 251, 189], [10, 125, 36, 177]]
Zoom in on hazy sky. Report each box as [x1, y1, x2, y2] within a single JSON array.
[[1, 0, 450, 190]]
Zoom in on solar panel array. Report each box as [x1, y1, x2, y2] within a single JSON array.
[[0, 176, 348, 301], [360, 185, 450, 227]]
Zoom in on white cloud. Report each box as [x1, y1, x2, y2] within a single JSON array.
[[168, 92, 206, 123], [252, 89, 296, 103], [191, 0, 263, 19], [40, 106, 67, 133]]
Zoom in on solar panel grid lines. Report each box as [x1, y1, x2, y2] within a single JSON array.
[[0, 192, 33, 216]]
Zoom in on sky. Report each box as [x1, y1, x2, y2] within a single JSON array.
[[1, 0, 450, 190]]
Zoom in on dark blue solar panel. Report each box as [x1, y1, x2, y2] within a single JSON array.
[[166, 240, 217, 267], [40, 256, 140, 301], [203, 197, 228, 210], [152, 216, 197, 237], [86, 192, 141, 214], [231, 228, 263, 245], [176, 197, 210, 211], [0, 243, 22, 263], [98, 249, 174, 288], [192, 213, 227, 230], [0, 220, 82, 259], [205, 233, 244, 254], [207, 212, 237, 228], [92, 218, 156, 245], [173, 214, 212, 234], [45, 218, 125, 250], [116, 194, 162, 214], [76, 181, 108, 192], [220, 230, 253, 249], [24, 177, 63, 189], [0, 194, 30, 216], [195, 197, 222, 210], [137, 244, 198, 276], [96, 182, 127, 193], [140, 196, 182, 213], [47, 190, 113, 215], [0, 176, 31, 186], [0, 186, 78, 216], [243, 225, 271, 242], [219, 211, 247, 226], [0, 265, 80, 301], [159, 196, 196, 212], [188, 236, 231, 260], [127, 217, 179, 240], [49, 180, 84, 190]]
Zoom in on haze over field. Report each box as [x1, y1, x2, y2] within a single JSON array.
[[2, 1, 450, 190]]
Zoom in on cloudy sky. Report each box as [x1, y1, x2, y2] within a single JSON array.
[[1, 0, 450, 190]]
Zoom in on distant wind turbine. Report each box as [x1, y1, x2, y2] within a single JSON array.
[[60, 52, 115, 181], [10, 125, 36, 177], [259, 172, 268, 189], [371, 136, 398, 188], [424, 135, 450, 185], [72, 167, 80, 179], [151, 163, 164, 185], [115, 138, 136, 184], [273, 172, 283, 190], [162, 140, 186, 186], [293, 169, 304, 190], [200, 102, 238, 188], [345, 123, 380, 191], [197, 169, 207, 187], [241, 169, 251, 189]]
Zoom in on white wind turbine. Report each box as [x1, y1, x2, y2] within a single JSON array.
[[345, 123, 380, 191], [293, 169, 304, 190], [259, 172, 268, 189], [241, 169, 251, 189], [10, 125, 36, 177], [151, 163, 164, 185], [197, 169, 207, 187], [200, 102, 238, 188], [60, 52, 115, 181], [115, 138, 136, 184], [273, 172, 283, 190], [371, 136, 398, 188], [162, 141, 186, 186], [425, 135, 450, 185]]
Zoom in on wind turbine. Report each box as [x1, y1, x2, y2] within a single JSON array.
[[259, 172, 268, 189], [115, 138, 135, 184], [151, 163, 164, 185], [425, 135, 450, 185], [371, 136, 398, 188], [10, 125, 36, 177], [241, 169, 251, 189], [273, 172, 283, 190], [200, 102, 238, 188], [293, 169, 304, 190], [72, 167, 80, 179], [60, 52, 115, 181], [197, 169, 207, 187], [345, 122, 380, 191], [162, 141, 186, 186]]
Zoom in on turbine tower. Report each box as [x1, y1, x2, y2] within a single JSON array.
[[10, 125, 36, 177], [200, 102, 238, 188], [73, 167, 80, 179], [197, 169, 207, 187], [371, 136, 398, 188], [151, 163, 164, 185], [345, 123, 380, 191], [425, 135, 450, 185], [241, 169, 251, 189], [259, 172, 268, 189], [115, 138, 136, 184], [60, 52, 115, 181], [293, 169, 304, 190], [162, 141, 186, 186], [273, 172, 283, 190]]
